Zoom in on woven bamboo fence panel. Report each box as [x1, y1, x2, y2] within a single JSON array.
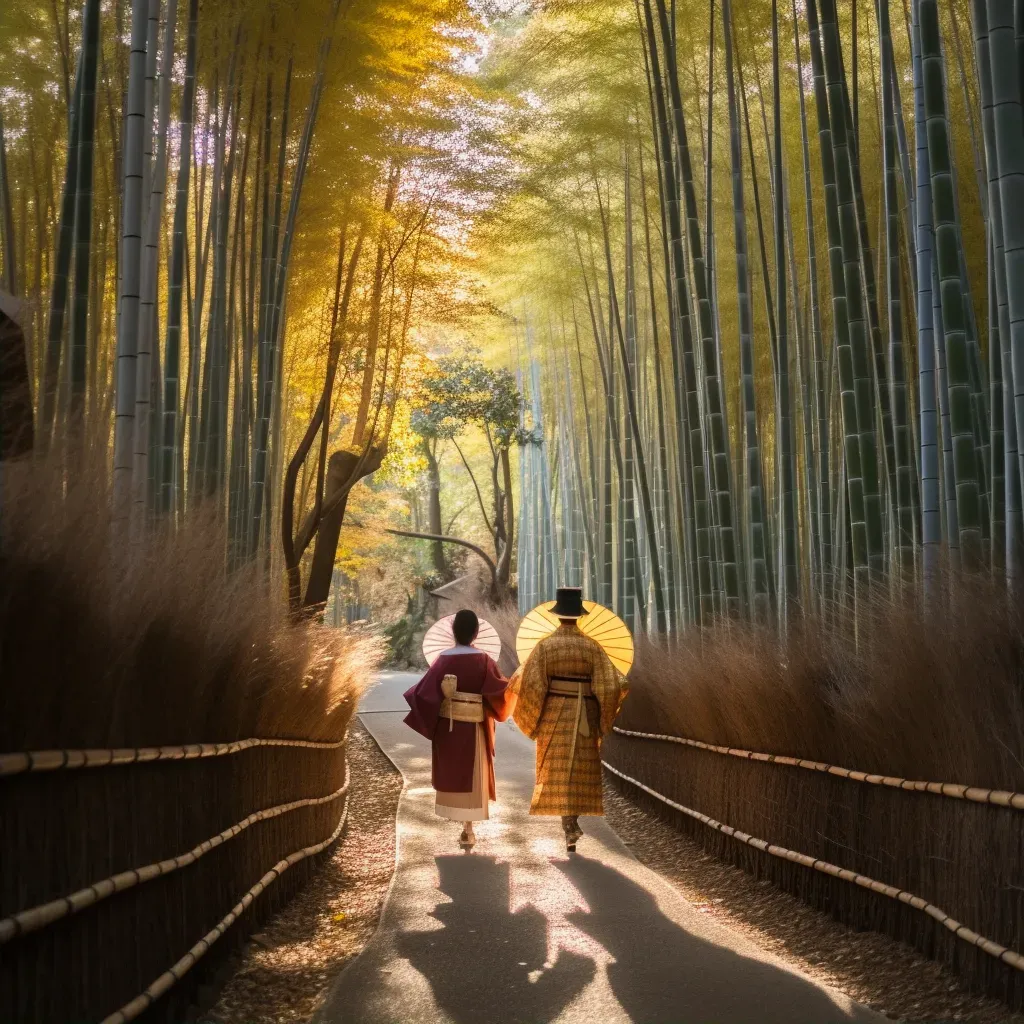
[[602, 729, 1024, 1009], [0, 736, 349, 1023]]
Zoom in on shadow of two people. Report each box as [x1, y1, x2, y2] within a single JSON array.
[[398, 853, 874, 1024]]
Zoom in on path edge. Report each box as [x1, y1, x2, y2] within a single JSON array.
[[309, 712, 408, 1024]]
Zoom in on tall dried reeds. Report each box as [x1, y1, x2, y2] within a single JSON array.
[[1, 459, 381, 750], [604, 579, 1024, 1007], [0, 460, 382, 1022], [619, 579, 1024, 789]]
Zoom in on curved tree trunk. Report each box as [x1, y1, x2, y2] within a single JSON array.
[[302, 445, 386, 610]]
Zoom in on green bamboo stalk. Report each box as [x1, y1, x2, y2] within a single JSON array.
[[989, 226, 1007, 569], [572, 315, 601, 599], [792, 0, 832, 602], [0, 108, 14, 295], [133, 0, 179, 525], [141, 0, 160, 232], [655, 0, 739, 618], [249, 61, 291, 556], [769, 0, 798, 615], [879, 0, 916, 572], [620, 202, 640, 629], [40, 61, 84, 447], [889, 52, 918, 298], [113, 0, 151, 523], [985, 0, 1024, 577], [949, 1, 989, 225], [637, 139, 677, 627], [643, 0, 712, 623], [724, 0, 772, 619], [973, 0, 1021, 580], [933, 256, 961, 560], [618, 154, 667, 631], [186, 83, 212, 505], [638, 11, 695, 624], [205, 71, 241, 505], [807, 0, 872, 606], [67, 0, 101, 442], [160, 0, 198, 517], [819, 0, 885, 581], [194, 78, 227, 500], [920, 0, 982, 565], [1017, 0, 1024, 106]]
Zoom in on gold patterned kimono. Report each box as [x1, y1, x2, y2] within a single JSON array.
[[511, 622, 628, 816]]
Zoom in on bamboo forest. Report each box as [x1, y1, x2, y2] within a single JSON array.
[[5, 0, 1024, 1021]]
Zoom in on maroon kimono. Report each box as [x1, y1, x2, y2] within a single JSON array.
[[403, 650, 514, 797]]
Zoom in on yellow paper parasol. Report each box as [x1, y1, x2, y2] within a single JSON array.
[[422, 614, 502, 666], [515, 601, 634, 675]]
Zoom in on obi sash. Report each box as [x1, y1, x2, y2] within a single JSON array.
[[547, 676, 594, 699], [440, 675, 485, 731], [547, 675, 594, 776]]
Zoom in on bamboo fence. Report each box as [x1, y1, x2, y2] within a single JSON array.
[[0, 734, 350, 1023], [611, 726, 1024, 809], [602, 729, 1024, 1008]]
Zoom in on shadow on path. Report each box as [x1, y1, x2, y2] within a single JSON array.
[[558, 856, 866, 1024], [397, 855, 595, 1024]]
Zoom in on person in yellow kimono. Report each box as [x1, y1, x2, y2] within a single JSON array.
[[511, 587, 629, 852]]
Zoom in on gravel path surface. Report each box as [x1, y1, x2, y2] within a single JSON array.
[[603, 781, 1023, 1024], [203, 721, 402, 1023]]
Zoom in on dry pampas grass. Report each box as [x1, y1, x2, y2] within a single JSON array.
[[1, 458, 383, 752]]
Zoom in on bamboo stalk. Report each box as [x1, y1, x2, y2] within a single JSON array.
[[113, 0, 151, 524], [67, 0, 102, 443]]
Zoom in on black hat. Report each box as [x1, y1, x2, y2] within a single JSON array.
[[551, 587, 587, 618]]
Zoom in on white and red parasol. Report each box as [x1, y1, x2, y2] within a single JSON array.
[[421, 614, 502, 666]]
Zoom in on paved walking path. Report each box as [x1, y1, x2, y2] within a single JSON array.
[[315, 671, 888, 1024]]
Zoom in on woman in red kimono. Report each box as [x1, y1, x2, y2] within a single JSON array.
[[403, 609, 515, 849]]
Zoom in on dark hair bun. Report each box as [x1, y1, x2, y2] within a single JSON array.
[[452, 608, 479, 646]]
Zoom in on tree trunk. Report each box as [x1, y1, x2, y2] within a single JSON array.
[[303, 446, 386, 610], [423, 439, 447, 578]]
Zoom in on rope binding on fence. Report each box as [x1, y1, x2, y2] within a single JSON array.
[[612, 727, 1024, 810], [0, 734, 346, 777], [602, 759, 1024, 974]]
